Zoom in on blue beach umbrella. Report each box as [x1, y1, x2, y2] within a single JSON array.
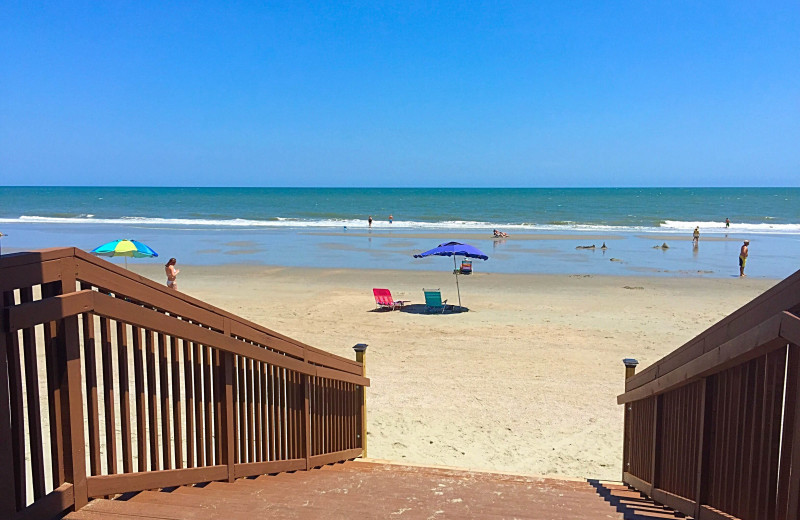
[[91, 239, 158, 268], [413, 241, 489, 310]]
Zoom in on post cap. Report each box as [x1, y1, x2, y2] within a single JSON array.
[[623, 358, 639, 368], [353, 343, 368, 353]]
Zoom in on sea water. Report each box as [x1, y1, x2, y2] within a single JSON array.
[[1, 187, 798, 278]]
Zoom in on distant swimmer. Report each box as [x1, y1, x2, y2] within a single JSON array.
[[368, 215, 373, 228], [692, 226, 700, 247], [725, 218, 730, 228], [739, 240, 749, 277]]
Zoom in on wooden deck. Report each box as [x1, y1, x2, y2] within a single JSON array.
[[65, 461, 688, 519]]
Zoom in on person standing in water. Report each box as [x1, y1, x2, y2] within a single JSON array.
[[389, 215, 393, 224], [692, 226, 700, 247], [739, 240, 749, 277], [368, 215, 373, 228], [725, 218, 730, 228], [165, 258, 180, 290]]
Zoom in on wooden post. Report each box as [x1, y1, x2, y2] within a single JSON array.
[[0, 295, 17, 517], [353, 344, 368, 458], [221, 318, 235, 483], [58, 260, 88, 510], [623, 358, 639, 381], [622, 359, 638, 481]]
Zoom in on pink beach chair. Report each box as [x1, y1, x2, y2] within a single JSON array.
[[372, 288, 409, 311]]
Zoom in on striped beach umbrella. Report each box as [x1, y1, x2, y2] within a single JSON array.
[[91, 239, 158, 268]]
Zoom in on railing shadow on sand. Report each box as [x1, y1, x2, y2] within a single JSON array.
[[0, 247, 369, 519]]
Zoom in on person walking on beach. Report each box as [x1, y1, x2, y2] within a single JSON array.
[[725, 218, 730, 228], [368, 215, 373, 228], [739, 240, 749, 277], [692, 227, 700, 247], [165, 258, 180, 289]]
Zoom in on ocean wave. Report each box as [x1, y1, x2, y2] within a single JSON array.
[[660, 220, 800, 233], [0, 215, 798, 235]]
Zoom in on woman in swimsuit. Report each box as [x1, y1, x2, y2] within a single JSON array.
[[165, 258, 180, 290]]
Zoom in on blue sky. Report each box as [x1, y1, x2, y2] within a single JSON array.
[[1, 2, 798, 187]]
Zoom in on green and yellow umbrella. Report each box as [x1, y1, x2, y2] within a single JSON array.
[[90, 239, 159, 268]]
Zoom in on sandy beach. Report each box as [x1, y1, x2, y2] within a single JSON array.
[[128, 263, 778, 481]]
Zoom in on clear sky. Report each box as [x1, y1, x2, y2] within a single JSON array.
[[1, 2, 798, 187]]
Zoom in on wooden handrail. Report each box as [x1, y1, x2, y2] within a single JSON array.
[[4, 290, 369, 386], [0, 248, 361, 374], [619, 270, 800, 520], [0, 248, 369, 519]]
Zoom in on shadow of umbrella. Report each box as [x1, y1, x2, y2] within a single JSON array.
[[91, 239, 159, 269], [413, 241, 488, 311]]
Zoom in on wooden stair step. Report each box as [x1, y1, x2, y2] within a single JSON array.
[[77, 498, 218, 520]]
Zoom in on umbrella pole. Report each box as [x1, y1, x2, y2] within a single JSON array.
[[453, 255, 462, 310]]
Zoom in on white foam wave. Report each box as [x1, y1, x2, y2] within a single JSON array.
[[0, 215, 798, 235], [661, 220, 800, 234]]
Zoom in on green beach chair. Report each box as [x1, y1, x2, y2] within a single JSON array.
[[423, 289, 448, 314]]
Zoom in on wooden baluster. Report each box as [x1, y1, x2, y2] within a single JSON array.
[[267, 364, 276, 461], [214, 349, 223, 465], [19, 288, 45, 499], [277, 367, 285, 460], [778, 344, 800, 520], [99, 312, 117, 475], [238, 355, 246, 462], [231, 355, 239, 464], [132, 326, 147, 472], [203, 345, 219, 466], [222, 350, 235, 482], [335, 379, 342, 453], [2, 290, 25, 509], [247, 358, 255, 463], [304, 374, 311, 470], [145, 330, 159, 470], [254, 361, 262, 462], [193, 343, 203, 466], [158, 333, 172, 469], [184, 341, 195, 468], [43, 282, 66, 488], [288, 371, 296, 460], [171, 337, 183, 469], [261, 362, 268, 462], [0, 289, 17, 517], [80, 290, 101, 478], [117, 321, 133, 473]]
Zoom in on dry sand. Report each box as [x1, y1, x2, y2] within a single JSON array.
[[123, 264, 778, 481]]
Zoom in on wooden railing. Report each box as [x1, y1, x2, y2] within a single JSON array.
[[618, 269, 800, 520], [0, 248, 369, 519]]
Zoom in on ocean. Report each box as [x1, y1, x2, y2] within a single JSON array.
[[1, 187, 799, 278]]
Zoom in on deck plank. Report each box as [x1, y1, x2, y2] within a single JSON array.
[[65, 461, 694, 519]]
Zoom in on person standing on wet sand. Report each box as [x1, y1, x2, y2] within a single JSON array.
[[725, 218, 730, 228], [739, 240, 749, 277], [165, 258, 180, 289], [692, 226, 700, 247], [368, 215, 373, 228]]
